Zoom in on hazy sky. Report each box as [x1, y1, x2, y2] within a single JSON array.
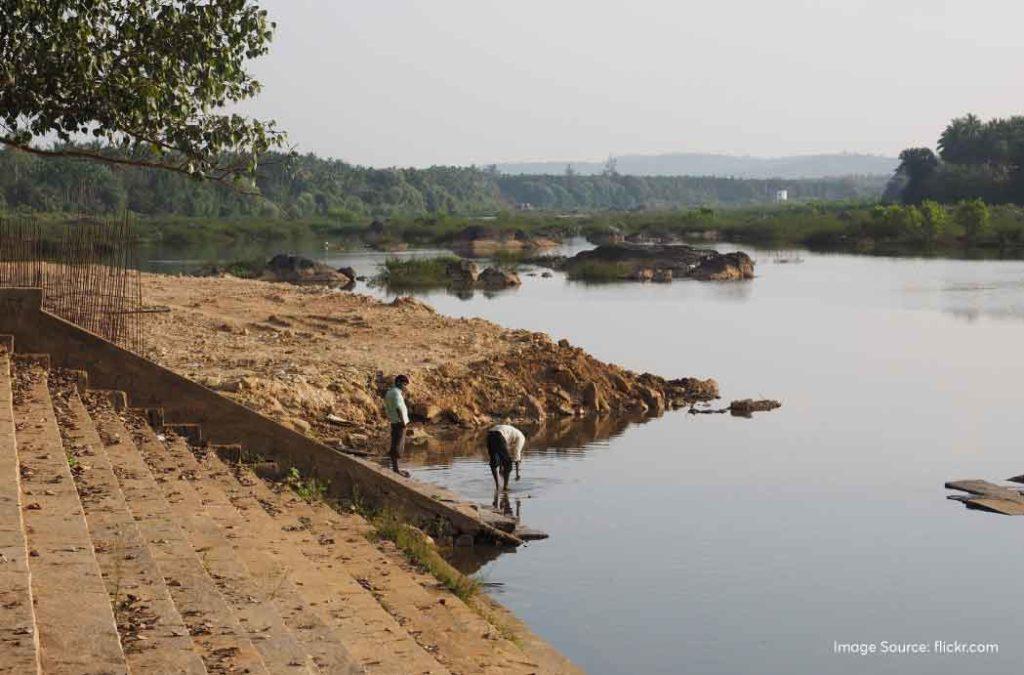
[[243, 0, 1024, 167]]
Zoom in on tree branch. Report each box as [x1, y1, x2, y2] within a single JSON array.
[[0, 138, 261, 195]]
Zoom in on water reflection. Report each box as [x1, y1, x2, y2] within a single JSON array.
[[406, 411, 646, 467]]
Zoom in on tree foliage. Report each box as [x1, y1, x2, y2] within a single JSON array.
[[954, 198, 989, 242], [895, 114, 1024, 205], [0, 0, 284, 182], [0, 145, 886, 218]]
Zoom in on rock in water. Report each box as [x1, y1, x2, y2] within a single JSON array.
[[478, 267, 522, 288], [446, 259, 480, 286], [564, 243, 754, 282], [689, 252, 755, 281], [262, 254, 353, 286]]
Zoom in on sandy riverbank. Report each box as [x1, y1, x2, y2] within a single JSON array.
[[140, 273, 719, 456]]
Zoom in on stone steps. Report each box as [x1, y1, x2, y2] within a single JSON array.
[[127, 421, 320, 674], [0, 351, 40, 674], [83, 393, 271, 675], [0, 342, 567, 674], [50, 380, 207, 674], [148, 433, 370, 674], [11, 362, 128, 674], [161, 433, 446, 674], [193, 451, 538, 675]]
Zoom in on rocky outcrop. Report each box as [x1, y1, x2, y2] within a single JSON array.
[[262, 254, 353, 287], [478, 267, 521, 288], [564, 243, 754, 282], [690, 252, 755, 281], [449, 226, 559, 256], [445, 259, 480, 286]]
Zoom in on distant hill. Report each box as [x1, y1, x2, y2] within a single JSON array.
[[496, 152, 898, 179]]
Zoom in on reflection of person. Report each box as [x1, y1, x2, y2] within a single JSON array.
[[493, 491, 520, 519], [486, 424, 525, 491], [384, 374, 410, 475]]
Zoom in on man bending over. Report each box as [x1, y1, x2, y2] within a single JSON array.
[[486, 423, 525, 491]]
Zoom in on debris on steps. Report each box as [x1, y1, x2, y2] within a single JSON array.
[[196, 450, 555, 675], [11, 363, 128, 674], [85, 395, 271, 675], [0, 352, 39, 675], [49, 377, 206, 674]]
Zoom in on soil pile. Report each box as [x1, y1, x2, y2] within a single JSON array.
[[140, 274, 718, 453]]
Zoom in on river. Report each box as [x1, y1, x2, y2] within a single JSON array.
[[145, 241, 1024, 674]]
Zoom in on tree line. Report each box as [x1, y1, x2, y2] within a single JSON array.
[[0, 145, 885, 220], [892, 114, 1024, 205]]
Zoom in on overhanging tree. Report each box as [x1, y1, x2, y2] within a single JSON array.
[[0, 0, 285, 184]]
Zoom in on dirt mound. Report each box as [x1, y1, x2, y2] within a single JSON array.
[[140, 274, 720, 455]]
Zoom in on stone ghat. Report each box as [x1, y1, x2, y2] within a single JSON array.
[[0, 349, 579, 673]]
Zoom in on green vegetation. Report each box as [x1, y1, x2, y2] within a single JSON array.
[[0, 144, 884, 224], [565, 260, 632, 281], [893, 114, 1024, 205], [1, 1, 283, 182], [366, 509, 479, 601], [377, 256, 459, 287], [285, 467, 328, 503]]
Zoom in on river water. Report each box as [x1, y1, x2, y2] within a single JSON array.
[[146, 241, 1024, 674]]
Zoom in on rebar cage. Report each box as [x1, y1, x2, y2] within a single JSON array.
[[0, 215, 144, 352]]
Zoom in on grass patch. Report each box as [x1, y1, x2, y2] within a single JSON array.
[[565, 260, 632, 281], [367, 508, 479, 601], [378, 255, 460, 288], [285, 466, 328, 503]]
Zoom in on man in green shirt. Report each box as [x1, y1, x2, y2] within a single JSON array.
[[384, 374, 410, 475]]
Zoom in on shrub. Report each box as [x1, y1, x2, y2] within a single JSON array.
[[378, 256, 460, 288]]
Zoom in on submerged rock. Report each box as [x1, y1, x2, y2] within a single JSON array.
[[729, 399, 782, 417]]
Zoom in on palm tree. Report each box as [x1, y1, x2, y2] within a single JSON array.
[[938, 114, 984, 164]]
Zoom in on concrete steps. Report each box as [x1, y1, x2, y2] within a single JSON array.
[[83, 393, 271, 675], [159, 433, 444, 674], [50, 380, 207, 674], [192, 451, 538, 675], [128, 421, 319, 674], [0, 346, 566, 673], [0, 351, 39, 674], [11, 361, 128, 674], [143, 433, 366, 674]]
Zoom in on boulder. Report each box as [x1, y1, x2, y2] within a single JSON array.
[[583, 382, 609, 414], [690, 252, 755, 281], [668, 377, 720, 401], [445, 259, 480, 286], [729, 399, 782, 417], [411, 402, 442, 423], [262, 254, 352, 286], [478, 267, 521, 288], [563, 243, 755, 282], [522, 395, 546, 421]]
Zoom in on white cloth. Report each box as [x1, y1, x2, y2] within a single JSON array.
[[490, 424, 525, 462]]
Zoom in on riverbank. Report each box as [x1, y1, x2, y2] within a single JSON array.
[[140, 273, 720, 456]]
